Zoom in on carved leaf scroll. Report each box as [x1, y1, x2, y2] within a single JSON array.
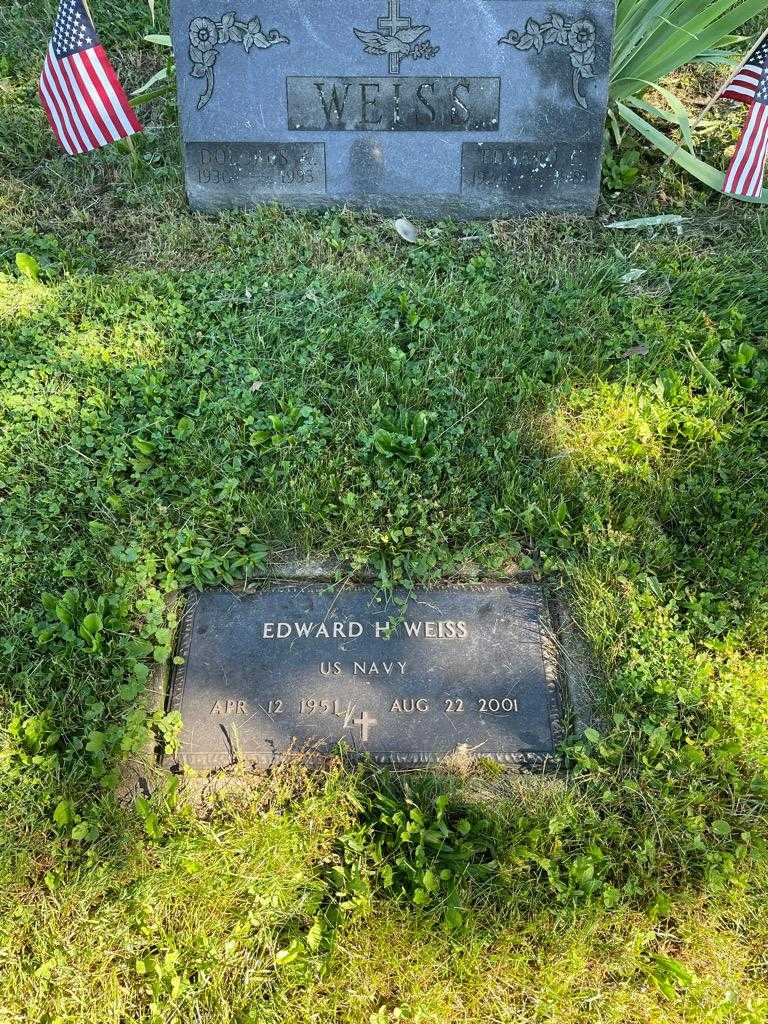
[[499, 14, 597, 109], [188, 13, 289, 110]]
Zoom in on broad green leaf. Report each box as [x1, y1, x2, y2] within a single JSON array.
[[422, 869, 439, 893], [175, 415, 194, 437], [53, 798, 74, 827], [81, 613, 103, 636], [306, 920, 324, 951], [85, 731, 105, 753], [55, 602, 74, 627], [275, 940, 303, 965], [15, 252, 40, 280], [444, 907, 463, 929]]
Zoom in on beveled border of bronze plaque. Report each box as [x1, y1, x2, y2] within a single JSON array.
[[164, 578, 575, 772]]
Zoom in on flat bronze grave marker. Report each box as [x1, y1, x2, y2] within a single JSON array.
[[167, 584, 564, 769]]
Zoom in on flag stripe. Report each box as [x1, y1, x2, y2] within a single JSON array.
[[724, 101, 768, 197], [41, 54, 78, 153], [724, 84, 760, 100], [40, 55, 79, 153], [721, 62, 764, 104], [85, 45, 139, 136], [79, 47, 126, 138], [38, 81, 68, 153], [46, 43, 90, 152], [48, 42, 93, 152], [724, 106, 760, 193], [744, 110, 768, 195], [723, 78, 761, 98], [735, 106, 768, 194], [59, 51, 103, 149], [733, 66, 762, 80], [71, 50, 119, 141], [39, 64, 72, 154], [96, 45, 142, 133]]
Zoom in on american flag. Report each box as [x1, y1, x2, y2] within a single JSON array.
[[723, 60, 768, 198], [720, 37, 768, 105], [39, 0, 141, 155]]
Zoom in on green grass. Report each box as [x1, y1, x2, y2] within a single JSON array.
[[1, 2, 768, 1022]]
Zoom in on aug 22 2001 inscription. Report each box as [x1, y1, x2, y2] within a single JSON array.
[[167, 585, 562, 769], [170, 1, 615, 217]]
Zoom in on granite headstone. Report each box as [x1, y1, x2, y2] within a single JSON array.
[[167, 584, 563, 769], [170, 1, 615, 217]]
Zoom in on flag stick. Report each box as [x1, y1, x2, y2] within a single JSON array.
[[661, 25, 768, 168]]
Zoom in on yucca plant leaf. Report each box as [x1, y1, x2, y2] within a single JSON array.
[[623, 79, 696, 153], [610, 3, 768, 195], [616, 101, 768, 203], [611, 1, 768, 101]]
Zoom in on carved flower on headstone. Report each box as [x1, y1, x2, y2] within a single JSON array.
[[187, 11, 290, 111], [498, 12, 597, 110], [189, 17, 218, 51], [189, 48, 217, 75], [242, 18, 289, 52], [568, 20, 596, 54], [571, 50, 596, 74]]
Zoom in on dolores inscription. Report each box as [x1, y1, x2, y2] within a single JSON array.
[[286, 77, 501, 131], [187, 142, 326, 193]]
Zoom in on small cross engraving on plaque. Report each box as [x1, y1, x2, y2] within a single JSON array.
[[354, 710, 378, 742]]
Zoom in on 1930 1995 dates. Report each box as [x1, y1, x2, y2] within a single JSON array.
[[189, 142, 326, 190]]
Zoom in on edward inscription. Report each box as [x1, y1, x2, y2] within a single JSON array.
[[167, 585, 563, 769]]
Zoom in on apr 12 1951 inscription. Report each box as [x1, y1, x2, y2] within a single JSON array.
[[170, 1, 615, 217], [166, 585, 563, 769]]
